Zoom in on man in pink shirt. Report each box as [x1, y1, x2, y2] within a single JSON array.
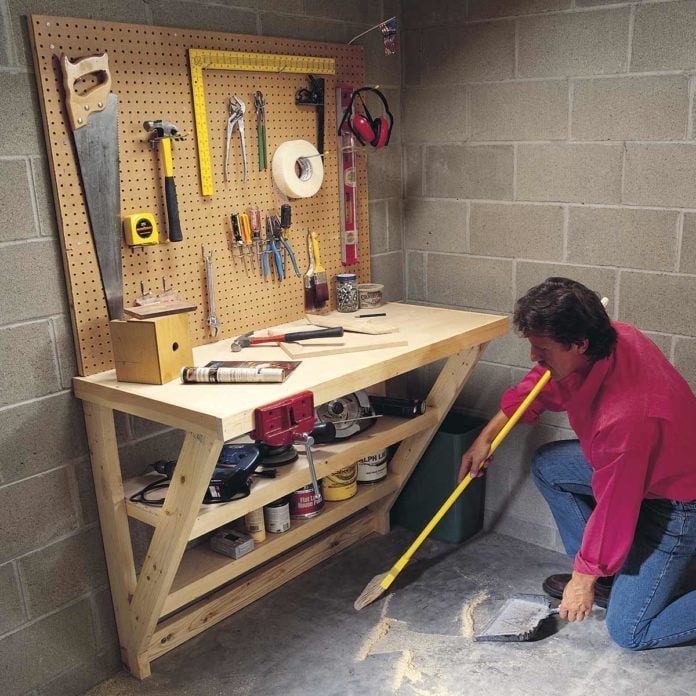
[[459, 277, 696, 649]]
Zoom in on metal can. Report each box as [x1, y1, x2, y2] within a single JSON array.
[[264, 498, 291, 533], [244, 508, 266, 542], [290, 484, 324, 519], [322, 463, 358, 500], [357, 449, 388, 484]]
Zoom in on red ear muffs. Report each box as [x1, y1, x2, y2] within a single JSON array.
[[338, 87, 393, 150]]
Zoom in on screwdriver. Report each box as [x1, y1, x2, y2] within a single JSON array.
[[230, 213, 247, 271], [239, 213, 255, 268]]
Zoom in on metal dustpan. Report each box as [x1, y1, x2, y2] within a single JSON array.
[[474, 594, 559, 642]]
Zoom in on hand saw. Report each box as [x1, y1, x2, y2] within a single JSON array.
[[61, 52, 123, 321]]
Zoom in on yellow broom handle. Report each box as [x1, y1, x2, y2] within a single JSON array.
[[390, 369, 552, 576]]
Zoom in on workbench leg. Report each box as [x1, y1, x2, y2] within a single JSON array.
[[371, 345, 485, 534], [126, 431, 223, 676], [82, 402, 139, 671]]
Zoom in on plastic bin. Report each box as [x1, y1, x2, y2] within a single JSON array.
[[390, 411, 486, 544]]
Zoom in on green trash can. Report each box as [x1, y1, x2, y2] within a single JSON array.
[[390, 411, 486, 544]]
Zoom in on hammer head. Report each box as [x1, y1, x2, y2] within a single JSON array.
[[143, 119, 184, 141], [231, 331, 253, 352]]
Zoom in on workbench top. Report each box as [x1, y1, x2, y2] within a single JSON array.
[[73, 303, 508, 440]]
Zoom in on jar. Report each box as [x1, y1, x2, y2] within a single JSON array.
[[335, 273, 359, 313]]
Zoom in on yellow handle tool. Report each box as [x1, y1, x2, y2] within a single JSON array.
[[355, 368, 552, 609]]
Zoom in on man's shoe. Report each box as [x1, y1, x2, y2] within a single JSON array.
[[542, 573, 612, 609]]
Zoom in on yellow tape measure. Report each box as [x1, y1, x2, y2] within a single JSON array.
[[189, 48, 336, 197]]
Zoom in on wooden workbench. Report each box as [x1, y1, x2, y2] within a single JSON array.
[[73, 302, 508, 678]]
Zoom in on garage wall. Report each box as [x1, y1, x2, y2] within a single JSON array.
[[401, 0, 696, 550], [0, 1, 399, 693]]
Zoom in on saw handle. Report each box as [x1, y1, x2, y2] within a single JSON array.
[[61, 53, 112, 131], [250, 326, 344, 345], [381, 369, 553, 591]]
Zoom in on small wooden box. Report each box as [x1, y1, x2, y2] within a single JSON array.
[[110, 313, 194, 384]]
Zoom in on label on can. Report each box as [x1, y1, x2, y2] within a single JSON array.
[[290, 484, 324, 519], [244, 508, 266, 543], [322, 464, 358, 501], [264, 499, 291, 533], [357, 449, 388, 483]]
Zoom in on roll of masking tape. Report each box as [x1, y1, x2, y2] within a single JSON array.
[[272, 140, 324, 198]]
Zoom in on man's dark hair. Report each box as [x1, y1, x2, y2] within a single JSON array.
[[513, 277, 617, 361]]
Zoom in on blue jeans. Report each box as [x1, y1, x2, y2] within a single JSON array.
[[531, 440, 696, 650]]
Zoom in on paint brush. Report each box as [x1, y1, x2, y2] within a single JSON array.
[[310, 230, 329, 304], [304, 229, 318, 311]]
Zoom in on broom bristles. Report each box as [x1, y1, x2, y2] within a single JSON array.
[[354, 572, 389, 610]]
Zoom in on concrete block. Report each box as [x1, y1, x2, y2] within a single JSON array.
[[469, 81, 568, 141], [31, 158, 58, 238], [0, 599, 93, 693], [129, 414, 170, 440], [424, 145, 514, 200], [568, 206, 679, 271], [644, 331, 672, 361], [91, 587, 118, 654], [481, 330, 532, 369], [468, 0, 570, 19], [681, 214, 696, 274], [387, 199, 402, 253], [150, 1, 257, 34], [371, 252, 403, 302], [427, 254, 514, 312], [420, 21, 515, 85], [0, 4, 12, 66], [363, 39, 401, 88], [366, 146, 401, 199], [35, 646, 121, 696], [0, 239, 67, 323], [258, 11, 346, 41], [619, 272, 696, 336], [455, 362, 512, 416], [485, 510, 559, 551], [406, 358, 444, 400], [73, 456, 99, 526], [305, 0, 379, 23], [0, 393, 87, 484], [515, 261, 617, 309], [624, 144, 696, 208], [404, 146, 423, 197], [632, 1, 696, 72], [517, 143, 622, 204], [404, 198, 467, 252], [0, 561, 26, 634], [402, 0, 468, 28], [20, 526, 107, 617], [518, 8, 630, 77], [406, 251, 426, 302], [470, 203, 564, 260], [0, 322, 61, 407], [402, 29, 422, 86], [0, 159, 36, 241], [0, 71, 43, 156], [572, 75, 688, 141], [403, 85, 466, 143], [368, 200, 388, 254], [0, 468, 78, 563], [119, 429, 185, 482], [675, 336, 696, 392]]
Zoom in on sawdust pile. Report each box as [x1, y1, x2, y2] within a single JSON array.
[[460, 591, 490, 639], [356, 594, 393, 662], [391, 648, 423, 691]]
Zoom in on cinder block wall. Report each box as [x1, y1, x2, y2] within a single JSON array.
[[402, 0, 696, 551], [0, 1, 399, 693]]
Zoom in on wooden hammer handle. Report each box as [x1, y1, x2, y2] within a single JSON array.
[[61, 53, 112, 130]]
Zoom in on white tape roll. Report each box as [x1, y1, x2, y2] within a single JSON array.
[[272, 140, 324, 198]]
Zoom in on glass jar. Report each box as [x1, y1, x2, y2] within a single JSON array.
[[335, 273, 359, 312]]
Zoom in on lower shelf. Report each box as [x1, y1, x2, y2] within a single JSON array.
[[160, 475, 398, 617]]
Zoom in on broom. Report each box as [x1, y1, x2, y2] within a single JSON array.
[[354, 369, 552, 610]]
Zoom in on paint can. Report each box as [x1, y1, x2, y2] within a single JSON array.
[[244, 508, 266, 543], [357, 449, 388, 484], [289, 484, 324, 519], [264, 498, 291, 533], [322, 463, 358, 501]]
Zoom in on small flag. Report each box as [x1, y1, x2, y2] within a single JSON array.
[[381, 18, 398, 56]]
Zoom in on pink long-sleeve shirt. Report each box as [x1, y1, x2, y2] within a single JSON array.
[[501, 322, 696, 577]]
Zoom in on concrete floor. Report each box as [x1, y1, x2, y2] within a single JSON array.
[[86, 529, 696, 696]]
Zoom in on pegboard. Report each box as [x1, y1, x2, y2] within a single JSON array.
[[29, 16, 370, 376]]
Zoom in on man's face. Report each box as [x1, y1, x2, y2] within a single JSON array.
[[528, 334, 591, 381]]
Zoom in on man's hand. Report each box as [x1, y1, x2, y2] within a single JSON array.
[[457, 410, 509, 482], [559, 571, 596, 621]]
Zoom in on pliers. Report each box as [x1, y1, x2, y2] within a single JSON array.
[[270, 214, 300, 278], [262, 216, 284, 281], [254, 91, 267, 171], [225, 96, 247, 182]]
